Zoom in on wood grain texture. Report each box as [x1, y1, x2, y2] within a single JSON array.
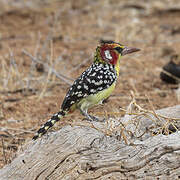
[[0, 105, 180, 180]]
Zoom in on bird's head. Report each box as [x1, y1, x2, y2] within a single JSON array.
[[95, 40, 140, 65]]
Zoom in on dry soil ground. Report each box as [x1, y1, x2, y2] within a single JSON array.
[[0, 0, 179, 169]]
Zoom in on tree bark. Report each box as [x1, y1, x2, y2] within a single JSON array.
[[0, 105, 180, 180]]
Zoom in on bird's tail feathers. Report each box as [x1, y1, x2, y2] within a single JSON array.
[[32, 110, 66, 140]]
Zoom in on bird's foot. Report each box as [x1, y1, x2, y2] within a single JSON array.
[[84, 115, 106, 122], [89, 115, 99, 122], [83, 115, 99, 122]]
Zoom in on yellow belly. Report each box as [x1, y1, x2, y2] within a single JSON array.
[[77, 82, 116, 111]]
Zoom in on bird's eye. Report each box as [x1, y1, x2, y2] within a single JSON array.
[[104, 50, 112, 60], [114, 47, 123, 54]]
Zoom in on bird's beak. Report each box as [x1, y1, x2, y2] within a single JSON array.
[[121, 46, 140, 56]]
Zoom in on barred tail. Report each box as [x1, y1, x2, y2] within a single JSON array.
[[32, 110, 66, 140]]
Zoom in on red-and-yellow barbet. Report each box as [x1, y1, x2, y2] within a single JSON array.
[[33, 40, 140, 140]]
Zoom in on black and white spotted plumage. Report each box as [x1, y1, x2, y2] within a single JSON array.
[[61, 62, 117, 111]]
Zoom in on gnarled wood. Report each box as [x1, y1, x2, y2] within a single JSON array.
[[0, 105, 180, 180]]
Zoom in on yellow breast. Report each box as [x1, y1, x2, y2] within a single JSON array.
[[76, 81, 116, 111]]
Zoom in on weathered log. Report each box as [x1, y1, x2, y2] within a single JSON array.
[[0, 105, 180, 180]]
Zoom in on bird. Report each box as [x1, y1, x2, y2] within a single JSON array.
[[32, 40, 140, 140]]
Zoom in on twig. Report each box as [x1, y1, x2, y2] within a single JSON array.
[[1, 138, 7, 165], [26, 32, 41, 90], [22, 49, 73, 86], [38, 40, 53, 100], [129, 78, 139, 96], [0, 127, 34, 134], [0, 35, 30, 41], [9, 48, 24, 88], [72, 57, 91, 72], [146, 94, 162, 123], [34, 31, 41, 58]]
